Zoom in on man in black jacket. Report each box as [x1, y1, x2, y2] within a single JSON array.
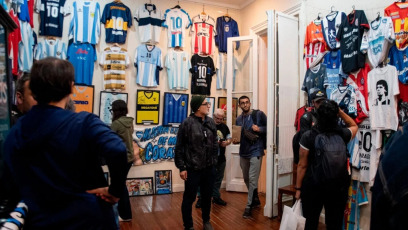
[[175, 95, 218, 230]]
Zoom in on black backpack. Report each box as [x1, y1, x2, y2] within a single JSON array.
[[311, 131, 349, 184], [251, 110, 266, 149]]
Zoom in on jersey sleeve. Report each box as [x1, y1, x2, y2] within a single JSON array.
[[34, 42, 42, 60], [61, 43, 67, 60], [100, 4, 109, 24], [162, 9, 170, 27], [63, 0, 70, 16], [392, 66, 400, 96], [34, 0, 41, 13], [209, 57, 216, 76], [184, 10, 192, 29], [134, 48, 138, 68], [126, 7, 132, 28], [360, 30, 369, 53], [359, 11, 369, 29], [133, 8, 139, 22], [164, 53, 170, 69], [99, 51, 105, 66], [190, 17, 196, 35], [125, 52, 130, 67], [93, 46, 97, 62], [299, 130, 313, 150], [386, 18, 395, 42], [95, 3, 101, 42], [336, 20, 344, 42], [157, 50, 163, 70]]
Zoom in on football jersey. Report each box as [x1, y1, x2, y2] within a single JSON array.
[[136, 90, 160, 124], [35, 0, 69, 37], [385, 2, 408, 50], [215, 52, 238, 90], [18, 20, 34, 72], [165, 49, 190, 90], [343, 180, 368, 230], [34, 38, 67, 60], [101, 1, 132, 44], [321, 11, 346, 50], [323, 50, 346, 97], [134, 44, 162, 87], [304, 41, 328, 69], [8, 9, 21, 76], [336, 10, 369, 73], [99, 46, 129, 91], [360, 17, 395, 67], [134, 4, 163, 44], [67, 43, 97, 85], [18, 0, 30, 22], [71, 85, 94, 113], [190, 54, 216, 95], [346, 63, 371, 118], [162, 8, 191, 47], [330, 84, 358, 118], [191, 14, 216, 55], [388, 44, 408, 84], [215, 16, 239, 53], [356, 118, 376, 182], [163, 93, 188, 126], [301, 63, 327, 104], [69, 0, 100, 45], [294, 106, 313, 131]]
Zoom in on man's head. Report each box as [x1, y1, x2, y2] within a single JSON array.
[[376, 80, 388, 96], [213, 108, 225, 125], [30, 57, 75, 105], [15, 73, 37, 114], [238, 96, 251, 113], [310, 90, 327, 109], [190, 95, 209, 117], [316, 99, 339, 131], [111, 99, 128, 121]]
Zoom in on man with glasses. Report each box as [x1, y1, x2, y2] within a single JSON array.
[[175, 95, 218, 230], [233, 96, 267, 218]]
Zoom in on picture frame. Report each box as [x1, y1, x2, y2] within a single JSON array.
[[72, 84, 94, 113], [99, 91, 128, 125], [136, 90, 160, 125], [205, 97, 215, 118], [162, 93, 189, 126], [126, 177, 154, 197], [154, 170, 172, 195], [217, 97, 238, 125]]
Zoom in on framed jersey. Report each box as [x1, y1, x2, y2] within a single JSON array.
[[71, 84, 94, 113], [218, 97, 238, 125], [99, 91, 128, 124], [136, 90, 160, 125], [162, 93, 188, 126]]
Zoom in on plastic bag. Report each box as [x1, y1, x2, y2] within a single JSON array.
[[279, 199, 306, 230]]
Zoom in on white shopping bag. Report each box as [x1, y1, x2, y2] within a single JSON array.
[[279, 199, 306, 230]]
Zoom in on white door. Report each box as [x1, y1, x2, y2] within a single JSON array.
[[225, 35, 258, 192]]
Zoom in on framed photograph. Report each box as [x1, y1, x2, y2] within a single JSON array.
[[205, 97, 215, 118], [72, 84, 94, 113], [162, 93, 189, 126], [99, 91, 128, 124], [126, 177, 154, 197], [217, 97, 238, 125], [154, 170, 172, 195], [136, 90, 160, 125]]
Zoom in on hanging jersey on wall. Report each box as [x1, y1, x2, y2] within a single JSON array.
[[67, 43, 97, 85], [356, 118, 376, 182], [323, 50, 346, 97], [69, 0, 100, 44], [35, 0, 69, 37], [71, 84, 94, 113], [99, 46, 130, 91], [165, 49, 191, 90], [388, 44, 408, 84], [360, 17, 395, 67], [101, 1, 132, 44], [18, 20, 34, 72], [385, 2, 408, 50], [190, 54, 215, 95], [321, 11, 346, 50], [191, 14, 216, 55], [8, 9, 21, 76], [346, 63, 371, 124], [330, 84, 358, 118], [215, 52, 238, 90], [134, 44, 162, 87], [304, 21, 328, 69], [162, 8, 191, 47], [18, 0, 30, 22], [215, 16, 239, 53], [136, 90, 160, 125], [301, 63, 327, 104], [134, 4, 163, 44], [163, 93, 189, 126], [34, 38, 67, 60], [343, 180, 369, 230]]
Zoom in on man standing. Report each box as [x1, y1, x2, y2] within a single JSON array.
[[175, 95, 218, 230], [234, 96, 267, 218], [11, 73, 38, 125]]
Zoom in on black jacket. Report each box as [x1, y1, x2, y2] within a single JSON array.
[[175, 114, 218, 171]]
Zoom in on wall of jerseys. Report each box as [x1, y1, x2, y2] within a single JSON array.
[[4, 0, 243, 126]]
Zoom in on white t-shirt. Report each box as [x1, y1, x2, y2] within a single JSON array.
[[368, 65, 400, 131], [134, 4, 164, 43]]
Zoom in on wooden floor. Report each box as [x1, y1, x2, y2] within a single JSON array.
[[119, 189, 281, 230]]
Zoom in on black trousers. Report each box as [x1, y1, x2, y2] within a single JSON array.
[[117, 163, 133, 219], [181, 166, 215, 230]]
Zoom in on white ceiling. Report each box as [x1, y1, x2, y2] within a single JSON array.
[[182, 0, 255, 10]]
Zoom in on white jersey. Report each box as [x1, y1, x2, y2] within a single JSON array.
[[330, 84, 358, 118], [99, 46, 130, 91], [215, 53, 238, 90], [68, 0, 100, 44], [162, 8, 191, 47], [134, 4, 163, 43], [34, 38, 67, 60], [190, 14, 216, 55], [165, 49, 190, 90], [18, 20, 34, 72], [356, 118, 377, 183]]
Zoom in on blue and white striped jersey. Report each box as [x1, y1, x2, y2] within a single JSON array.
[[69, 0, 100, 45], [134, 44, 162, 87], [34, 38, 67, 60], [163, 93, 189, 126], [18, 20, 34, 72], [165, 49, 190, 90], [162, 8, 191, 47]]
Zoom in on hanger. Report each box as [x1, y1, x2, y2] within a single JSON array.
[[225, 9, 230, 17], [378, 61, 387, 68], [112, 43, 120, 48], [350, 5, 355, 14], [174, 46, 183, 51], [375, 12, 381, 21], [172, 1, 181, 9], [114, 0, 122, 3], [314, 13, 322, 25], [201, 4, 206, 15], [46, 36, 56, 41]]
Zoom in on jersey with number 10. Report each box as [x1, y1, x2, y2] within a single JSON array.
[[101, 1, 132, 44], [35, 0, 69, 37], [162, 8, 192, 47], [190, 54, 215, 95]]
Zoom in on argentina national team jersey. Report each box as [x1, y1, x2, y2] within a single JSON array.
[[134, 44, 162, 87], [18, 20, 34, 72], [165, 49, 190, 90], [34, 38, 67, 60], [163, 93, 188, 126], [162, 8, 192, 47], [69, 0, 100, 45], [35, 0, 69, 37]]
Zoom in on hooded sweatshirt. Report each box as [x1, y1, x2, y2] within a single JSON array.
[[111, 116, 135, 163]]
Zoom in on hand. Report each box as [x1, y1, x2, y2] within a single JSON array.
[[232, 138, 239, 144], [180, 170, 187, 181], [252, 125, 260, 132], [87, 187, 120, 204], [295, 190, 301, 200], [220, 140, 229, 147]]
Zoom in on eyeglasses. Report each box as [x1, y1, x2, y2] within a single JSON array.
[[201, 102, 211, 106], [240, 101, 250, 105], [214, 116, 224, 120]]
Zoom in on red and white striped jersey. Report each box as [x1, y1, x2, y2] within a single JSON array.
[[304, 42, 327, 69], [190, 14, 216, 55]]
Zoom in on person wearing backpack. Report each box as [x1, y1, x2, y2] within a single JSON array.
[[295, 100, 358, 230]]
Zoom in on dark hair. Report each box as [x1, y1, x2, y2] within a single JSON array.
[[238, 95, 250, 104], [316, 100, 339, 132], [112, 100, 128, 121], [30, 57, 74, 104], [376, 80, 388, 96]]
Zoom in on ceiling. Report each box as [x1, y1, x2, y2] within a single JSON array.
[[182, 0, 255, 10]]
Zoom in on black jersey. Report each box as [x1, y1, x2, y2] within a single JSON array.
[[190, 54, 215, 95]]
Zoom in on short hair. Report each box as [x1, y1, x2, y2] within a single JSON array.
[[30, 58, 74, 104], [112, 100, 128, 121], [238, 95, 250, 104], [213, 108, 225, 117], [316, 100, 339, 132], [16, 73, 31, 94], [376, 80, 388, 96]]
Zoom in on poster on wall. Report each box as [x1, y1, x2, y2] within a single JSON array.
[[154, 170, 172, 195], [136, 90, 160, 125], [126, 177, 154, 196], [217, 97, 238, 125], [162, 92, 189, 126], [99, 91, 128, 124], [205, 97, 215, 118], [134, 125, 178, 164], [72, 84, 94, 113]]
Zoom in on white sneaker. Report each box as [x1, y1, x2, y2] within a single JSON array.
[[119, 216, 131, 222]]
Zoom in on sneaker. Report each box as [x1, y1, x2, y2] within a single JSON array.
[[242, 207, 252, 219], [251, 198, 261, 208], [212, 197, 227, 206], [195, 198, 201, 208], [118, 216, 131, 222], [203, 221, 214, 230]]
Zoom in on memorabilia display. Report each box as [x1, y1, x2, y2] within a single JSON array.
[[71, 84, 94, 113], [162, 93, 188, 126], [136, 90, 160, 125], [99, 91, 128, 124], [126, 177, 154, 196], [154, 170, 172, 195]]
